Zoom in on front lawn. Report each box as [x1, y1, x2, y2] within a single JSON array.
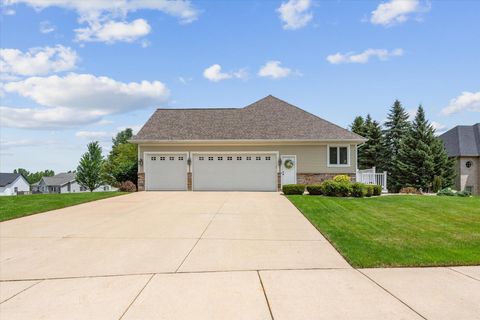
[[287, 195, 480, 268], [0, 192, 127, 222]]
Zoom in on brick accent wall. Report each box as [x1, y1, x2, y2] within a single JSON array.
[[187, 172, 192, 191], [296, 173, 355, 185], [137, 172, 145, 191]]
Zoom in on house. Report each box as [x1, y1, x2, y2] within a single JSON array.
[[130, 95, 366, 191], [0, 173, 30, 196], [439, 123, 480, 195], [37, 172, 116, 194]]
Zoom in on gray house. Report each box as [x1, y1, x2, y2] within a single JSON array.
[[0, 173, 30, 196], [439, 123, 480, 195], [131, 95, 366, 191], [38, 172, 115, 194]]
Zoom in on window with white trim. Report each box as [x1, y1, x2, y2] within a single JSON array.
[[256, 156, 261, 160], [169, 156, 175, 161], [265, 156, 271, 160], [199, 156, 204, 161], [237, 156, 242, 160], [246, 156, 251, 160], [218, 156, 223, 160], [208, 156, 214, 161], [227, 156, 233, 160], [328, 146, 349, 166], [178, 156, 184, 161], [151, 156, 156, 161], [160, 156, 166, 161]]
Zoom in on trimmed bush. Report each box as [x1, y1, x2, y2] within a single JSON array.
[[333, 175, 351, 183], [321, 180, 352, 197], [118, 180, 136, 192], [373, 185, 382, 196], [351, 182, 366, 197], [457, 190, 472, 197], [432, 176, 442, 193], [306, 184, 324, 195], [437, 187, 456, 196], [365, 185, 374, 197], [282, 184, 305, 195]]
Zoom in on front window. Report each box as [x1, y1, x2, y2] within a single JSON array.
[[329, 146, 349, 166]]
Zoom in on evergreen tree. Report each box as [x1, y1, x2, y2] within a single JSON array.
[[395, 106, 436, 191], [361, 117, 384, 169], [350, 116, 367, 137], [76, 141, 105, 192], [382, 100, 410, 192], [431, 137, 456, 188]]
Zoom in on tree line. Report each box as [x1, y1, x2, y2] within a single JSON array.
[[351, 100, 455, 193], [13, 169, 55, 184]]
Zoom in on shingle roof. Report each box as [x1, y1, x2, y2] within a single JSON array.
[[41, 172, 76, 186], [0, 173, 24, 187], [132, 95, 364, 142], [439, 123, 480, 157]]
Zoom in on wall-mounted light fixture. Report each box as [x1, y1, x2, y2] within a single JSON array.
[[187, 158, 192, 166], [278, 158, 283, 167], [138, 158, 143, 166]]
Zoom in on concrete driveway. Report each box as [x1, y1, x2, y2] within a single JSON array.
[[1, 192, 479, 319]]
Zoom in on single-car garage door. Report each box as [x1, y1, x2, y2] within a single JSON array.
[[193, 153, 277, 191], [144, 153, 188, 190]]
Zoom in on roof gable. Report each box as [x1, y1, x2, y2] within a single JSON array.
[[132, 95, 364, 142], [0, 173, 25, 187], [41, 172, 76, 186]]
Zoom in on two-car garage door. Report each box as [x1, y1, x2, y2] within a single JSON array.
[[144, 152, 277, 191]]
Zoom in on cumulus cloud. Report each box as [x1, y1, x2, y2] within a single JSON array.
[[431, 121, 447, 134], [75, 131, 112, 140], [0, 138, 59, 149], [370, 0, 429, 26], [0, 45, 78, 76], [4, 0, 199, 43], [40, 20, 55, 33], [1, 73, 170, 129], [326, 48, 404, 64], [258, 61, 293, 79], [277, 0, 313, 30], [75, 18, 151, 43], [203, 64, 248, 82], [441, 91, 480, 115]]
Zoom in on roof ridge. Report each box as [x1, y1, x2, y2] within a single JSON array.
[[156, 107, 239, 110]]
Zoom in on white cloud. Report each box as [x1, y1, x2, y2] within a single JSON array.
[[5, 0, 199, 44], [258, 61, 293, 79], [0, 45, 78, 76], [441, 91, 480, 115], [75, 18, 151, 43], [116, 125, 142, 134], [277, 0, 313, 30], [2, 8, 16, 15], [326, 48, 404, 64], [75, 131, 111, 140], [203, 64, 248, 82], [1, 73, 169, 129], [431, 121, 447, 134], [40, 20, 55, 33], [370, 0, 429, 26]]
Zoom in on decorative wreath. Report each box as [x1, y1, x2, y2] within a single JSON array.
[[284, 159, 294, 169]]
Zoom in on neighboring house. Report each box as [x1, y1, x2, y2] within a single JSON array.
[[0, 173, 30, 196], [37, 172, 116, 194], [131, 95, 366, 191], [440, 123, 480, 195]]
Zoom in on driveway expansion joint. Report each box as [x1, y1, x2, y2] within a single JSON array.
[[118, 273, 155, 320], [448, 267, 480, 281], [0, 280, 42, 304], [257, 271, 275, 320]]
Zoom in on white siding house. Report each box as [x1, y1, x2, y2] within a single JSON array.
[[38, 172, 116, 194], [0, 173, 30, 196]]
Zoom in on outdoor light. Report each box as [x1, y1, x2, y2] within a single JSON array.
[[187, 158, 192, 166], [278, 158, 283, 167], [138, 158, 143, 166]]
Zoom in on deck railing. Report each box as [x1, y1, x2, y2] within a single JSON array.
[[356, 168, 388, 193]]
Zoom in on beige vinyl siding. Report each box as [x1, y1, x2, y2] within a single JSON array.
[[138, 144, 357, 174]]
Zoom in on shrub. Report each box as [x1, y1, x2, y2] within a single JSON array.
[[437, 187, 456, 196], [365, 185, 374, 197], [457, 190, 472, 197], [118, 180, 136, 192], [282, 184, 305, 195], [373, 185, 382, 196], [333, 175, 351, 183], [351, 183, 366, 197], [432, 176, 442, 193], [399, 187, 417, 194], [306, 185, 323, 195], [321, 180, 352, 197]]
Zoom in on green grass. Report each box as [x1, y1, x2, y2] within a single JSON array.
[[287, 195, 480, 268], [0, 192, 127, 222]]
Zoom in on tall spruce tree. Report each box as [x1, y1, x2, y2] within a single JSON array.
[[382, 100, 410, 192], [350, 116, 367, 137], [395, 106, 436, 191], [431, 136, 456, 188], [361, 117, 384, 170]]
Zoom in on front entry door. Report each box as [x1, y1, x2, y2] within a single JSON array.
[[281, 155, 297, 186]]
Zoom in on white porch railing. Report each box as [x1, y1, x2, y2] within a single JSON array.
[[356, 167, 388, 193]]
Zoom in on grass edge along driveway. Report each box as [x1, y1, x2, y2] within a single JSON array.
[[0, 192, 127, 222], [287, 195, 480, 268]]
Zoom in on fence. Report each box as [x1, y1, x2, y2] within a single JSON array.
[[356, 167, 388, 193]]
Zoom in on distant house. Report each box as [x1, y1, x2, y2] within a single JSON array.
[[439, 123, 480, 195], [0, 173, 30, 196], [37, 172, 116, 194]]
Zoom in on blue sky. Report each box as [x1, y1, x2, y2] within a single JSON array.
[[1, 0, 479, 173]]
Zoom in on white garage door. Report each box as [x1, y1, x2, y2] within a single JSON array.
[[144, 153, 187, 191], [193, 153, 277, 191]]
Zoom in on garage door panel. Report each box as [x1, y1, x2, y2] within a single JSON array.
[[145, 153, 187, 191], [193, 154, 277, 191]]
